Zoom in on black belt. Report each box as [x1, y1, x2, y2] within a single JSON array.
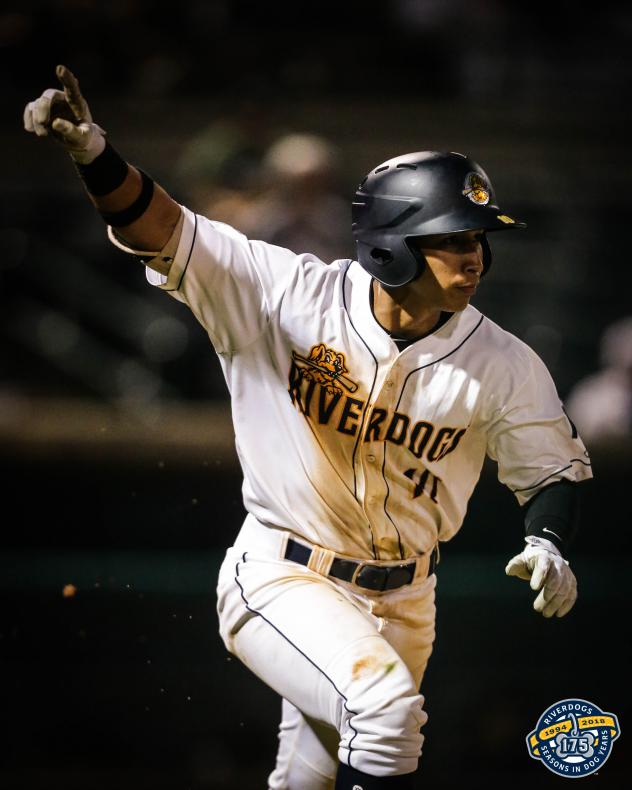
[[284, 538, 438, 592]]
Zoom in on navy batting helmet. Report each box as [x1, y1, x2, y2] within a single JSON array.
[[351, 151, 526, 287]]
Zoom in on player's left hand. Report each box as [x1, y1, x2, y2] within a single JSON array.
[[505, 536, 577, 618]]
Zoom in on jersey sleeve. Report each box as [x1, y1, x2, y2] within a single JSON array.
[[145, 205, 304, 354], [485, 344, 593, 506]]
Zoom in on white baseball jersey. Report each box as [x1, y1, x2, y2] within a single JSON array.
[[143, 205, 592, 561]]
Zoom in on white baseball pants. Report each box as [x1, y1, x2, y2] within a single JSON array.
[[216, 514, 437, 789]]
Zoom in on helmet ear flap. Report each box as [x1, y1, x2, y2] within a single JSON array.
[[404, 237, 427, 283], [370, 248, 394, 265]]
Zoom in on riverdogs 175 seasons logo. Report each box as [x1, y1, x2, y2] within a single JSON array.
[[527, 698, 620, 778]]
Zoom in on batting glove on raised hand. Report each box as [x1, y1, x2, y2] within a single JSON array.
[[505, 536, 577, 618], [23, 65, 106, 164]]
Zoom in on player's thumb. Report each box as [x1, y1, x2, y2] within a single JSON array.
[[505, 554, 531, 581], [51, 117, 86, 146], [52, 117, 77, 137]]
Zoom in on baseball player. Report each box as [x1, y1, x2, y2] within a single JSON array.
[[25, 67, 592, 790]]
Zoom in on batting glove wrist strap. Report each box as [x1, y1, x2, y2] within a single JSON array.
[[505, 536, 577, 618], [523, 534, 565, 559], [74, 141, 129, 197]]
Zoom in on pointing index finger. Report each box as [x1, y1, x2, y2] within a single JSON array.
[[56, 64, 85, 120]]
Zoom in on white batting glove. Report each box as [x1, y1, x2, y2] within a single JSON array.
[[23, 64, 106, 164], [505, 536, 577, 618]]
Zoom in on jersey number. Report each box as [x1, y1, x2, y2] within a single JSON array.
[[404, 467, 441, 502]]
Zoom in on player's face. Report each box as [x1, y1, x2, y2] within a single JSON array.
[[411, 230, 485, 312]]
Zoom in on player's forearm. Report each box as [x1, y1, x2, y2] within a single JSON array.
[[77, 144, 181, 251], [523, 479, 581, 555]]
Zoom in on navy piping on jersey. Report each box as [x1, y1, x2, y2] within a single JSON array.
[[164, 212, 198, 292], [233, 552, 361, 767], [393, 315, 485, 412], [380, 440, 405, 558], [381, 314, 485, 557], [512, 458, 592, 493], [342, 262, 379, 559]]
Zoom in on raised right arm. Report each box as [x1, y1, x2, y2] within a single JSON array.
[[24, 65, 181, 273]]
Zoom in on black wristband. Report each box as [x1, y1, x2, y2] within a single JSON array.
[[524, 479, 581, 555], [74, 141, 129, 197], [99, 169, 155, 227]]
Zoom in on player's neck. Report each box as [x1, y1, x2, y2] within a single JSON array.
[[371, 279, 444, 340]]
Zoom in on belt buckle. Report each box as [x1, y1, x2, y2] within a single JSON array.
[[354, 563, 389, 591], [384, 563, 416, 590], [354, 562, 415, 592]]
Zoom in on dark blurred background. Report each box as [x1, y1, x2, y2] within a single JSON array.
[[1, 1, 630, 788]]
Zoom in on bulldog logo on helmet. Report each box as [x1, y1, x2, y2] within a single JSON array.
[[462, 172, 490, 205]]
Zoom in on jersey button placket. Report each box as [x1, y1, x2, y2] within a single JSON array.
[[357, 361, 398, 519], [367, 368, 402, 542], [362, 451, 383, 537]]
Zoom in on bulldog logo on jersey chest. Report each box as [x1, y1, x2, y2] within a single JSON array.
[[291, 343, 359, 395]]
